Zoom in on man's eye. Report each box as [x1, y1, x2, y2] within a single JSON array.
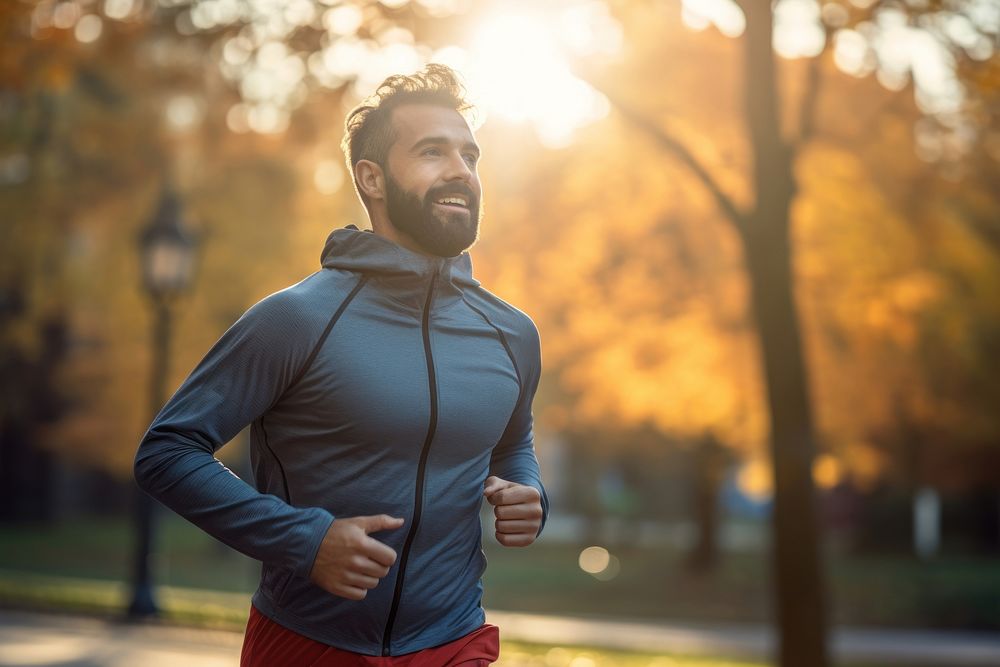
[[422, 148, 441, 156], [463, 154, 478, 166]]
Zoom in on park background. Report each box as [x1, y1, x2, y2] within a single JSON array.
[[1, 0, 999, 665]]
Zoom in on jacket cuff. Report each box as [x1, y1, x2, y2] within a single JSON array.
[[293, 508, 336, 579]]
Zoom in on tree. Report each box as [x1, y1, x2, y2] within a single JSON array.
[[564, 1, 998, 663], [4, 2, 998, 662]]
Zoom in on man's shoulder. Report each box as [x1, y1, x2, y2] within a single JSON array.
[[241, 269, 360, 335], [463, 285, 539, 348]]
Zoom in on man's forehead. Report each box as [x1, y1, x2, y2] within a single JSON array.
[[390, 103, 476, 146]]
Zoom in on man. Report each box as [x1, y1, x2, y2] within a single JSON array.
[[133, 64, 548, 666]]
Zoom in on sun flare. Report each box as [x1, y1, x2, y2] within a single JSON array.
[[432, 3, 620, 147]]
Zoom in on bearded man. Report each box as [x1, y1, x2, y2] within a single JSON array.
[[133, 64, 548, 666]]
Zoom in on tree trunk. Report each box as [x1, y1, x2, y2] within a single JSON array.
[[687, 433, 727, 572], [741, 3, 829, 665], [744, 216, 828, 666], [583, 4, 830, 660]]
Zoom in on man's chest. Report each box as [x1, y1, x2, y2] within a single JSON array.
[[270, 303, 521, 458]]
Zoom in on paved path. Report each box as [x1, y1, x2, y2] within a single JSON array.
[[487, 610, 1000, 666], [2, 607, 1000, 666], [0, 609, 240, 667]]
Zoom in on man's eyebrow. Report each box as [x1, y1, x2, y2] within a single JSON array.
[[411, 136, 481, 156]]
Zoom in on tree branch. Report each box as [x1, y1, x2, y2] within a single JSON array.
[[582, 75, 747, 231]]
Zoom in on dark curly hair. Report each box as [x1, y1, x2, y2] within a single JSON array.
[[341, 64, 478, 207]]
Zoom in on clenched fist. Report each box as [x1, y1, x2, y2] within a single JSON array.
[[309, 514, 404, 600], [483, 476, 543, 547]]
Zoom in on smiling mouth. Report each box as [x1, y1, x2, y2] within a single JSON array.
[[435, 195, 470, 210]]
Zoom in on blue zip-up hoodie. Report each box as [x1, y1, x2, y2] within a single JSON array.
[[133, 225, 548, 656]]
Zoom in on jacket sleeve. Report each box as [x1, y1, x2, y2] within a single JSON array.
[[489, 317, 550, 535], [133, 293, 334, 579]]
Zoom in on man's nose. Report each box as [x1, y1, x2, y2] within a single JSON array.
[[444, 152, 474, 182]]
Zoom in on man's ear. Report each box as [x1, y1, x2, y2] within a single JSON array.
[[355, 160, 385, 201]]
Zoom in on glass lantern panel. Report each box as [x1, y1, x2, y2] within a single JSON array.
[[145, 242, 192, 294]]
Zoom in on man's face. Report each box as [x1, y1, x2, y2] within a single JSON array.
[[383, 104, 483, 257]]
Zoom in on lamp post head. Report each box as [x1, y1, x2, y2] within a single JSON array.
[[139, 185, 197, 301]]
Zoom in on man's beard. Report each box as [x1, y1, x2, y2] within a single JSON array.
[[385, 172, 481, 258]]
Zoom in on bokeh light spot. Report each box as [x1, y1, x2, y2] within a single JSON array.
[[578, 546, 621, 581], [681, 0, 745, 37], [104, 0, 135, 21], [226, 103, 251, 133], [314, 160, 345, 195], [165, 95, 203, 131], [74, 14, 103, 43], [774, 0, 826, 59], [737, 459, 773, 501], [53, 2, 83, 29], [578, 545, 610, 574], [323, 5, 364, 36]]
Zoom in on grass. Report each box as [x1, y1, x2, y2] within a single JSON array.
[[3, 511, 1000, 630], [482, 542, 770, 624], [0, 572, 769, 667], [1, 511, 998, 634], [0, 573, 770, 667], [481, 537, 1000, 631], [496, 642, 768, 666], [0, 513, 260, 591]]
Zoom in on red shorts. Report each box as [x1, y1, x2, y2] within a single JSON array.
[[240, 604, 500, 666]]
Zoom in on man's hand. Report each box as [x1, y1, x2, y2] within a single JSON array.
[[309, 514, 404, 600], [483, 476, 543, 547]]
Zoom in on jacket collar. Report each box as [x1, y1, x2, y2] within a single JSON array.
[[320, 225, 479, 306]]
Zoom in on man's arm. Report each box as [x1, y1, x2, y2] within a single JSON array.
[[134, 293, 334, 579], [484, 316, 549, 545]]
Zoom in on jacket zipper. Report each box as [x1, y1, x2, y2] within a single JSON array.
[[381, 267, 439, 656]]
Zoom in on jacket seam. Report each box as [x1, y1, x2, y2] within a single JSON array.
[[259, 416, 291, 504], [256, 274, 370, 505], [284, 274, 371, 397], [460, 297, 524, 400]]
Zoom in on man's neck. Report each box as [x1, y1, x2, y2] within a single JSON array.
[[369, 213, 438, 259]]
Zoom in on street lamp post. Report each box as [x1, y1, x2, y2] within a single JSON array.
[[128, 184, 197, 619]]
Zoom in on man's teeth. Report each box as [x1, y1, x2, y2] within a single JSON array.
[[437, 197, 467, 207]]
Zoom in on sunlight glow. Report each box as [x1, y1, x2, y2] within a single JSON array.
[[865, 9, 965, 114], [205, 0, 619, 140], [774, 0, 826, 59], [322, 5, 363, 36], [432, 3, 619, 148], [681, 0, 745, 38], [675, 0, 980, 129], [833, 29, 877, 78]]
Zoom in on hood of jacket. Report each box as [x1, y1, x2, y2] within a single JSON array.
[[320, 225, 480, 292]]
